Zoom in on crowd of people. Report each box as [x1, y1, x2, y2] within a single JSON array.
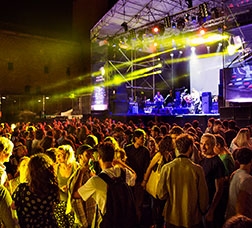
[[0, 115, 252, 228]]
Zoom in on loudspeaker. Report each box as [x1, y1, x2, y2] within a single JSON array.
[[113, 101, 128, 114], [202, 92, 212, 114]]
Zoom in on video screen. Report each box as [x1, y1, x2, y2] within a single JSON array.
[[224, 65, 252, 102]]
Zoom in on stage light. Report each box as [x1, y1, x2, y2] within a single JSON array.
[[184, 13, 190, 22], [152, 26, 160, 34], [227, 44, 236, 55], [207, 46, 210, 53], [100, 67, 105, 76], [151, 24, 165, 35], [199, 27, 206, 35], [199, 3, 209, 18], [172, 39, 176, 49], [216, 43, 222, 52], [164, 16, 171, 28], [121, 22, 128, 32]]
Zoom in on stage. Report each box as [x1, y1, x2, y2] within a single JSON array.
[[107, 111, 220, 131]]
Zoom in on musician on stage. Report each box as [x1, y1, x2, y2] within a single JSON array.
[[165, 89, 174, 107], [191, 88, 201, 114], [154, 91, 164, 109]]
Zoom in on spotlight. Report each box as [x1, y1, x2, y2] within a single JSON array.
[[152, 26, 160, 34], [199, 27, 206, 35], [199, 3, 209, 18], [164, 16, 171, 28], [151, 24, 165, 35], [191, 46, 196, 52], [184, 13, 190, 22], [207, 46, 210, 53]]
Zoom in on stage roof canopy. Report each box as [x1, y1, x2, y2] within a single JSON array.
[[90, 0, 252, 41], [91, 0, 223, 40]]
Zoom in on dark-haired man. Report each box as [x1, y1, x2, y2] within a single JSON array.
[[200, 133, 226, 228], [125, 128, 150, 225], [157, 133, 209, 227]]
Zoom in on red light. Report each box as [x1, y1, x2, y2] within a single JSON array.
[[152, 26, 160, 33], [199, 28, 206, 35]]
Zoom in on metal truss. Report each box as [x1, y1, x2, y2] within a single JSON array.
[[107, 46, 172, 100]]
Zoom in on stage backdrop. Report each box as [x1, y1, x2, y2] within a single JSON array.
[[190, 55, 223, 96]]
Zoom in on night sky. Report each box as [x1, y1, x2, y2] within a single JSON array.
[[0, 0, 118, 39]]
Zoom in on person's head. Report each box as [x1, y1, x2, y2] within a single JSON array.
[[175, 133, 194, 155], [158, 135, 174, 155], [132, 128, 146, 146], [236, 147, 252, 165], [213, 119, 223, 133], [235, 128, 251, 146], [200, 133, 216, 156], [35, 128, 45, 140], [169, 125, 184, 143], [104, 136, 120, 151], [222, 119, 229, 129], [151, 125, 160, 138], [27, 153, 58, 195], [223, 215, 252, 228], [98, 142, 115, 163], [18, 156, 30, 183], [192, 120, 199, 129], [45, 148, 57, 163], [56, 144, 76, 165], [215, 134, 226, 149], [114, 148, 127, 162], [228, 120, 236, 130], [148, 136, 158, 156], [76, 144, 94, 166], [160, 124, 169, 136], [85, 134, 98, 148], [13, 143, 28, 159], [0, 136, 14, 163], [207, 117, 215, 128]]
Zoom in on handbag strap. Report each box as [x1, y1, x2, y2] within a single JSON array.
[[157, 156, 163, 172]]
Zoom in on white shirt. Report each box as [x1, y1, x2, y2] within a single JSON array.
[[78, 166, 136, 214]]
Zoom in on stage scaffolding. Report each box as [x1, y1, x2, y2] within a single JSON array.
[[90, 0, 252, 112]]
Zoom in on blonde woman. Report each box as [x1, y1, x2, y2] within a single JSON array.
[[54, 144, 79, 228], [0, 136, 14, 185], [229, 128, 252, 153]]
